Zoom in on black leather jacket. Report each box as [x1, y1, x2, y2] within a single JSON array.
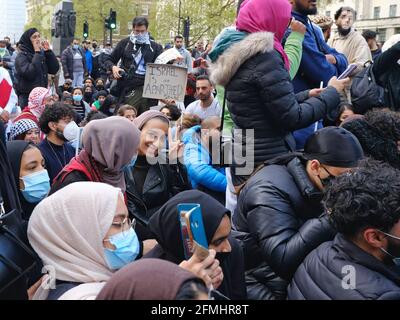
[[125, 162, 191, 240]]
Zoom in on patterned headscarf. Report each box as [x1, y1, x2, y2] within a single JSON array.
[[10, 119, 39, 140], [28, 87, 51, 118]]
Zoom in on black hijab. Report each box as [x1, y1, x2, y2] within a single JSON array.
[[148, 190, 230, 262], [6, 141, 37, 220], [146, 190, 247, 299], [0, 123, 22, 216], [18, 28, 38, 55], [99, 95, 116, 116]]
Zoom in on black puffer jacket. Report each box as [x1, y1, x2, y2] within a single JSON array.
[[288, 234, 400, 300], [233, 157, 336, 300], [210, 32, 340, 170], [373, 40, 400, 111]]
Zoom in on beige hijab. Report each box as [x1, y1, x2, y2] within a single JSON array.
[[28, 182, 121, 299], [82, 116, 141, 191]]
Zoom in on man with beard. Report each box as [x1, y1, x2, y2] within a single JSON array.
[[288, 159, 400, 299], [286, 0, 348, 150], [328, 7, 371, 76], [173, 35, 193, 73], [185, 75, 221, 120]]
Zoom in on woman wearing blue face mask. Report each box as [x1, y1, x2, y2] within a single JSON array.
[[72, 87, 91, 123], [7, 141, 50, 220], [27, 182, 144, 300]]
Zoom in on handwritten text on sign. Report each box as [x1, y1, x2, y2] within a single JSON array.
[[143, 64, 188, 102]]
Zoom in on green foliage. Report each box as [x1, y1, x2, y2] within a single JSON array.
[[150, 0, 237, 47], [25, 0, 237, 46]]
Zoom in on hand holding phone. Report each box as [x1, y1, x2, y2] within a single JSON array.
[[178, 204, 209, 260], [337, 63, 358, 80]]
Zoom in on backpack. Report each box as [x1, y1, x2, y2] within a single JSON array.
[[350, 62, 385, 114]]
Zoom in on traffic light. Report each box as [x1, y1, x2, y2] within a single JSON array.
[[104, 16, 110, 30], [83, 21, 89, 39], [109, 10, 117, 30], [183, 17, 190, 45]]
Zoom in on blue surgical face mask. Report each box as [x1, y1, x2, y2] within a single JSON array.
[[379, 230, 400, 267], [73, 44, 79, 50], [20, 169, 50, 203], [73, 95, 83, 102], [103, 228, 140, 270], [122, 154, 138, 172]]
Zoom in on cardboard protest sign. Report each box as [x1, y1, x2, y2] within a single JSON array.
[[143, 64, 187, 102]]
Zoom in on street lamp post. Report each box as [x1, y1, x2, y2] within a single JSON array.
[[178, 0, 182, 35]]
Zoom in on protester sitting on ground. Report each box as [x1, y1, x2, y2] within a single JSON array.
[[117, 104, 137, 122], [233, 127, 364, 300], [38, 103, 77, 183], [79, 110, 108, 127], [209, 0, 348, 190], [50, 116, 140, 195], [83, 84, 95, 105], [94, 78, 107, 92], [185, 76, 221, 120], [71, 87, 91, 123], [288, 159, 400, 300], [99, 95, 118, 117], [341, 109, 400, 169], [125, 110, 190, 240], [10, 119, 40, 144], [13, 87, 56, 126], [174, 114, 202, 140], [146, 190, 247, 300], [160, 104, 182, 121], [336, 102, 355, 126], [57, 78, 73, 98], [96, 259, 209, 300], [28, 182, 144, 300], [7, 141, 50, 220], [182, 116, 226, 204], [91, 90, 108, 110]]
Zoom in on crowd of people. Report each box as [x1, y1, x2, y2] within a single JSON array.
[[1, 0, 400, 301]]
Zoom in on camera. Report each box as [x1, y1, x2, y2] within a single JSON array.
[[118, 69, 128, 80]]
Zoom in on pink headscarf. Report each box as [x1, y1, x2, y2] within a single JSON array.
[[236, 0, 291, 70], [28, 87, 51, 118]]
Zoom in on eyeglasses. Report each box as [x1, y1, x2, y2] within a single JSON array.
[[104, 217, 136, 240]]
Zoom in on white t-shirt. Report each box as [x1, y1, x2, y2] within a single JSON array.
[[185, 98, 222, 120]]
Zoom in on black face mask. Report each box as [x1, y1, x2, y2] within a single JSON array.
[[55, 129, 68, 142], [92, 44, 97, 49], [84, 92, 93, 99], [318, 166, 336, 188], [96, 85, 105, 91]]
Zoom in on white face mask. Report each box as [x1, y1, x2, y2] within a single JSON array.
[[63, 121, 80, 141]]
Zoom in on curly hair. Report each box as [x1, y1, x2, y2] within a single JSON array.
[[324, 158, 400, 237], [39, 102, 77, 134], [160, 105, 182, 121], [342, 109, 400, 169]]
